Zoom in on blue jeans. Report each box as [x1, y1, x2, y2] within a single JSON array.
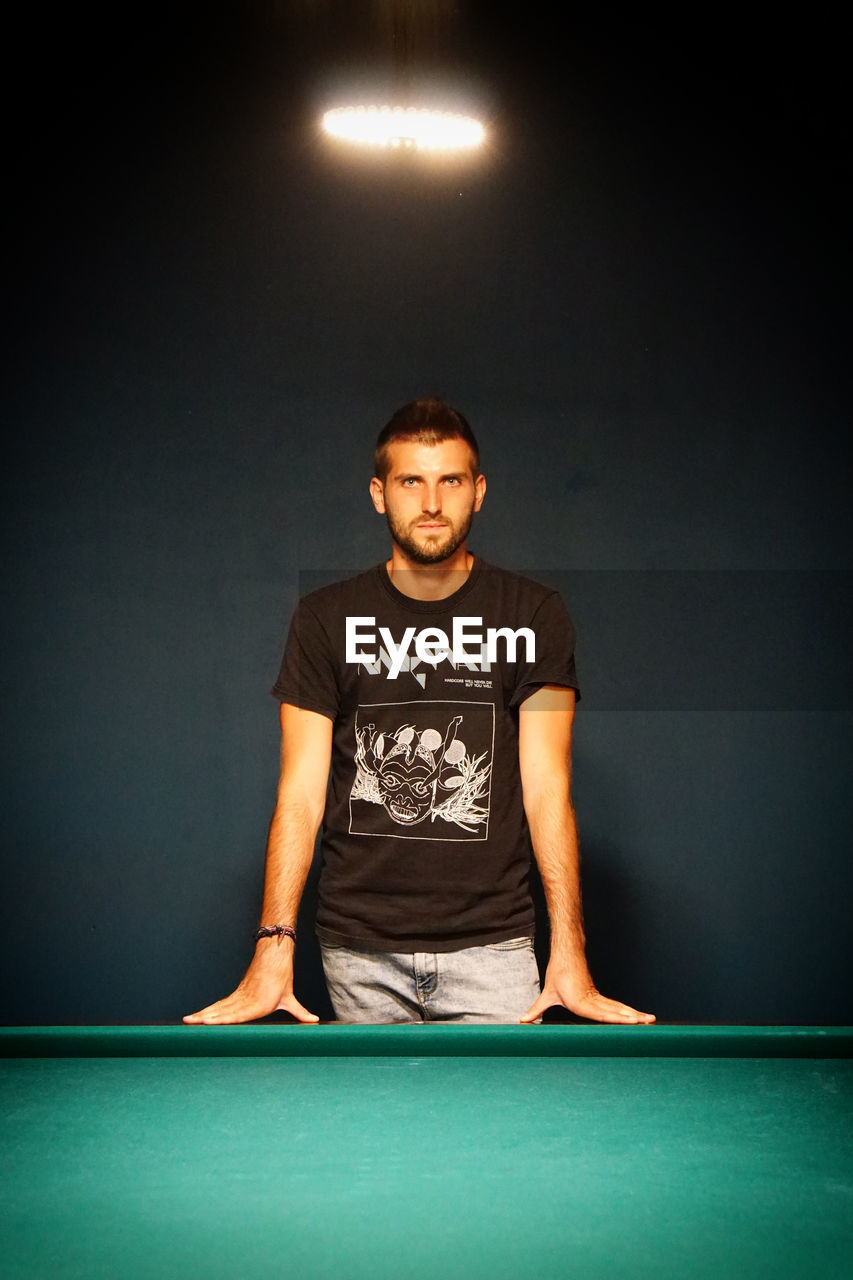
[[320, 936, 541, 1024]]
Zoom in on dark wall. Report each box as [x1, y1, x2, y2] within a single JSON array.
[[3, 5, 850, 1023]]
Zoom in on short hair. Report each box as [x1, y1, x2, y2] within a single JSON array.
[[374, 397, 480, 481]]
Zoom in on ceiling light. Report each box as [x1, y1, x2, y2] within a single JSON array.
[[322, 106, 485, 152]]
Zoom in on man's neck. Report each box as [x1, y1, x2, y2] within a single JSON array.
[[385, 547, 474, 601]]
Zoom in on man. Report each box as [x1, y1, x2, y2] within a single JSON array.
[[185, 398, 654, 1026]]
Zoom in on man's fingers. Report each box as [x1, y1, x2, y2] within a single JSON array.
[[183, 989, 320, 1026], [183, 1002, 228, 1024], [518, 985, 656, 1026], [182, 989, 275, 1025], [182, 996, 261, 1025], [519, 993, 549, 1024], [279, 994, 320, 1024], [575, 993, 656, 1024]]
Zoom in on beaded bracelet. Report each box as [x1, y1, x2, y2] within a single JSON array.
[[254, 925, 297, 945]]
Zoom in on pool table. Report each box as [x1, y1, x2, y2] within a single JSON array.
[[2, 1025, 851, 1279]]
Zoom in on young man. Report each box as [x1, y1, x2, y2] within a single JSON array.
[[185, 398, 654, 1026]]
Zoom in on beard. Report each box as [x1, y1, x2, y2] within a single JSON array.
[[385, 507, 474, 565]]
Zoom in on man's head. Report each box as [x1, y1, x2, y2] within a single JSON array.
[[374, 397, 480, 482], [370, 398, 486, 566]]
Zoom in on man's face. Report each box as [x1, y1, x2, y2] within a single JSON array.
[[370, 438, 486, 565]]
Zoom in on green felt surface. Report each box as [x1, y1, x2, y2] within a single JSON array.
[[1, 1030, 851, 1279]]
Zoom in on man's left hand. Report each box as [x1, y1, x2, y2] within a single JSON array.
[[520, 968, 655, 1024]]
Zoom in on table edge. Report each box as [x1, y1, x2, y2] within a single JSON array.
[[1, 1025, 851, 1058]]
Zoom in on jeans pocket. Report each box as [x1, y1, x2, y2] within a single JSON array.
[[482, 936, 534, 952]]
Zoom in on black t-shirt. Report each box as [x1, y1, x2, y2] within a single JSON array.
[[271, 557, 580, 951]]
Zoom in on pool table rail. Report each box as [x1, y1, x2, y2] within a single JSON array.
[[1, 1024, 850, 1058]]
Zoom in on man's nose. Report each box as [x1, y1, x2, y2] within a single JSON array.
[[422, 486, 441, 513]]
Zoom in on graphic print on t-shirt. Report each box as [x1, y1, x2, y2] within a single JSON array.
[[349, 700, 494, 841]]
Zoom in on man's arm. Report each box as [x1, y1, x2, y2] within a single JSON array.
[[183, 702, 333, 1025], [517, 685, 654, 1025]]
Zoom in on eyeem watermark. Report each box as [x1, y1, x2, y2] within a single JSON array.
[[346, 616, 535, 679]]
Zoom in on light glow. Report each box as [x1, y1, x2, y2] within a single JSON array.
[[322, 106, 485, 152]]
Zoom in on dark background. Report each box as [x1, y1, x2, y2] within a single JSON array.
[[3, 2, 850, 1024]]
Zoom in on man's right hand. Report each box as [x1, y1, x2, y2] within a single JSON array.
[[182, 951, 319, 1025]]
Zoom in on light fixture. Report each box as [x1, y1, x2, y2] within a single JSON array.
[[319, 2, 486, 156], [322, 105, 484, 152]]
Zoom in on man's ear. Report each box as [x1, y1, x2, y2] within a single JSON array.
[[369, 476, 386, 514]]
